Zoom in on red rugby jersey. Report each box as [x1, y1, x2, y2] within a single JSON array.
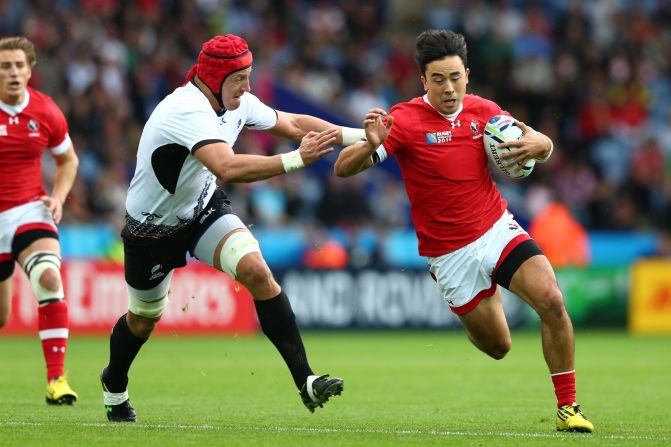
[[0, 87, 71, 212], [382, 93, 510, 256]]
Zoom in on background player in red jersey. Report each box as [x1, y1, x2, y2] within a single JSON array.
[[334, 29, 593, 433], [0, 36, 79, 404]]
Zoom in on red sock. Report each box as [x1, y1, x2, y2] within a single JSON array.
[[38, 301, 69, 382], [551, 370, 576, 408]]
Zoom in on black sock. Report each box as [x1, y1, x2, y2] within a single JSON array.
[[254, 291, 313, 389], [103, 314, 148, 393]]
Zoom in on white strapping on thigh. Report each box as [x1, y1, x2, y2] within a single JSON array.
[[193, 214, 247, 267], [127, 271, 172, 318], [218, 231, 260, 278]]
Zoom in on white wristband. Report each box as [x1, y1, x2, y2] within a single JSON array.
[[341, 127, 367, 146], [280, 149, 305, 173]]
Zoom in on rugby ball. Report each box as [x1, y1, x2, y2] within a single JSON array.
[[483, 115, 535, 179]]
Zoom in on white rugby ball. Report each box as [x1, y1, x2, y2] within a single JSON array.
[[483, 115, 535, 179]]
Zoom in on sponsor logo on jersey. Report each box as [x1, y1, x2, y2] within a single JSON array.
[[470, 120, 483, 139], [0, 125, 6, 136], [450, 120, 461, 128], [425, 130, 452, 144], [8, 116, 19, 125], [28, 119, 40, 137]]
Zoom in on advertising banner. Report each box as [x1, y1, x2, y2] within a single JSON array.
[[529, 266, 630, 327], [629, 259, 671, 335], [281, 269, 528, 329], [4, 261, 258, 335], [4, 262, 631, 334]]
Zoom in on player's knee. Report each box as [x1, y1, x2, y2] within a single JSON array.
[[127, 311, 159, 338], [534, 285, 567, 321], [237, 259, 274, 290], [485, 338, 511, 360], [38, 268, 62, 293], [22, 251, 64, 305], [127, 290, 167, 338]]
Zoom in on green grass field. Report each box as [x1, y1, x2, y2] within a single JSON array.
[[1, 330, 669, 446]]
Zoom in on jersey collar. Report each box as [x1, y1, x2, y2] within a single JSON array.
[[189, 78, 227, 116], [422, 94, 463, 121], [0, 88, 30, 116]]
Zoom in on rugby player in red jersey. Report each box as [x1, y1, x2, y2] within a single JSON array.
[[334, 29, 593, 433], [0, 36, 79, 405]]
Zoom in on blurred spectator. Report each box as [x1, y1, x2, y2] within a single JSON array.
[[1, 0, 666, 268], [303, 239, 349, 269], [528, 185, 590, 268]]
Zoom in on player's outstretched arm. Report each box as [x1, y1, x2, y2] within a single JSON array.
[[269, 111, 366, 146], [195, 128, 338, 183], [42, 144, 79, 224], [334, 108, 393, 178]]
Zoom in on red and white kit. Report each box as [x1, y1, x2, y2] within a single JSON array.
[[0, 86, 71, 213], [376, 94, 530, 312]]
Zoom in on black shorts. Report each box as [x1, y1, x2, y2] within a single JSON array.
[[493, 239, 544, 289], [122, 188, 233, 290]]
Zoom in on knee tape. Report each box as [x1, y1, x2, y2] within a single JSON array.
[[220, 231, 260, 278], [128, 293, 169, 318], [127, 273, 171, 318], [22, 251, 64, 305]]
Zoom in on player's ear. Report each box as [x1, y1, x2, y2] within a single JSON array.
[[420, 75, 428, 92]]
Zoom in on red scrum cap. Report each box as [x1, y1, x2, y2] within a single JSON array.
[[185, 34, 253, 104]]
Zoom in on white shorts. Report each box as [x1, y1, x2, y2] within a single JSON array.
[[427, 211, 531, 315], [0, 201, 56, 255]]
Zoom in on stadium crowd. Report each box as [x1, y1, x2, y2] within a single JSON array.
[[3, 0, 670, 264]]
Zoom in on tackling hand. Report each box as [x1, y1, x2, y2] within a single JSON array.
[[298, 128, 338, 166]]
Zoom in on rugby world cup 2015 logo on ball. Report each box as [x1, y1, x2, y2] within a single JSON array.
[[483, 115, 535, 179]]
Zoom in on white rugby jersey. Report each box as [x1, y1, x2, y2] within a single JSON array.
[[125, 81, 277, 238]]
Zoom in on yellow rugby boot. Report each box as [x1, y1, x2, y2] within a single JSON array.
[[46, 375, 78, 405], [556, 402, 593, 432]]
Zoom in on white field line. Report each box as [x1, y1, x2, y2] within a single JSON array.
[[0, 421, 668, 441]]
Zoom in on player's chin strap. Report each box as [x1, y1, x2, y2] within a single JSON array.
[[22, 251, 64, 305]]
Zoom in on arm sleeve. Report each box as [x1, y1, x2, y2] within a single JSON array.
[[241, 92, 278, 130], [46, 101, 71, 155]]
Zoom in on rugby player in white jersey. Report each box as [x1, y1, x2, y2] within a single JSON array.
[[101, 34, 366, 422]]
